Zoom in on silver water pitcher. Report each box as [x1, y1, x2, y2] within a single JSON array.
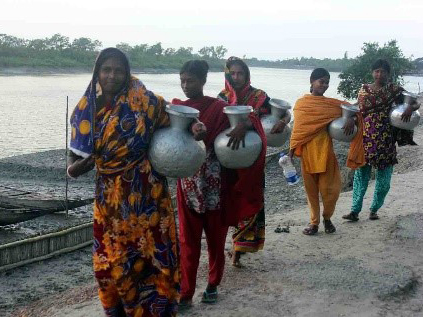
[[328, 104, 359, 142], [149, 104, 206, 178], [214, 106, 262, 169], [261, 98, 292, 147], [390, 91, 421, 130]]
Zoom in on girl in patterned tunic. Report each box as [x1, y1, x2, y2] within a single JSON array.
[[343, 59, 420, 222], [173, 60, 266, 308]]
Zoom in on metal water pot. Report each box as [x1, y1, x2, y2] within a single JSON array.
[[214, 106, 262, 169], [149, 104, 206, 178], [261, 98, 292, 147], [390, 91, 421, 130], [328, 104, 359, 142]]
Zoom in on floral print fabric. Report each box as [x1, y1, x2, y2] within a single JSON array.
[[358, 83, 403, 169], [72, 77, 180, 317], [180, 150, 222, 213]]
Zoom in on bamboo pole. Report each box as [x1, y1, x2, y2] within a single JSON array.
[[65, 96, 69, 218], [0, 222, 93, 251], [0, 241, 93, 272]]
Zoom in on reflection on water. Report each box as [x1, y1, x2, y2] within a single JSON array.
[[0, 68, 422, 159]]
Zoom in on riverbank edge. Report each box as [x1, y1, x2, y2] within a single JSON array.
[[0, 66, 199, 76], [3, 66, 422, 77]]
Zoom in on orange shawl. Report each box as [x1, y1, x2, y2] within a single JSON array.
[[290, 94, 365, 170]]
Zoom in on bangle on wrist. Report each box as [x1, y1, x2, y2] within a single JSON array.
[[67, 166, 76, 179]]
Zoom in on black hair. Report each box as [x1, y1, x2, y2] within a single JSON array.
[[371, 59, 391, 74], [310, 68, 330, 83], [180, 60, 209, 83], [92, 47, 131, 89], [226, 57, 251, 83]]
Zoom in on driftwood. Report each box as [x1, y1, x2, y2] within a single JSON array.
[[0, 198, 93, 226], [0, 207, 55, 226], [0, 185, 93, 225], [0, 196, 93, 212]]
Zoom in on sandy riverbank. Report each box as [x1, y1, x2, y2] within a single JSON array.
[[1, 126, 423, 316]]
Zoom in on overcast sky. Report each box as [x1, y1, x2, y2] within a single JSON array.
[[1, 0, 422, 60]]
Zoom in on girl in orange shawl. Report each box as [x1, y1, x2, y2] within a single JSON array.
[[67, 48, 205, 317], [174, 60, 266, 308], [289, 68, 357, 235], [218, 56, 290, 266]]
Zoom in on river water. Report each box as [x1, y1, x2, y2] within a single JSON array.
[[0, 68, 422, 159]]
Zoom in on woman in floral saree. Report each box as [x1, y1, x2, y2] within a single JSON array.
[[68, 48, 205, 317]]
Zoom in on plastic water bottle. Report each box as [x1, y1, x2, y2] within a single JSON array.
[[278, 153, 300, 185]]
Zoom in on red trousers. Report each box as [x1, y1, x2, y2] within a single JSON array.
[[178, 203, 228, 300]]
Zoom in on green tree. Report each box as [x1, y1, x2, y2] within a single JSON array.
[[215, 45, 227, 59], [337, 40, 414, 100], [198, 46, 213, 58], [198, 45, 227, 59], [71, 37, 102, 51], [0, 34, 26, 47], [116, 42, 133, 54], [46, 34, 70, 50], [133, 44, 148, 54], [164, 47, 176, 56], [175, 47, 193, 57], [147, 42, 163, 57], [27, 39, 48, 51]]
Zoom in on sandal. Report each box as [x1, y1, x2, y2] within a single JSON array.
[[342, 212, 359, 222], [369, 212, 379, 220], [302, 224, 318, 235], [201, 289, 218, 304], [323, 219, 336, 234]]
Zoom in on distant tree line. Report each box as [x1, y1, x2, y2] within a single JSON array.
[[0, 33, 421, 77], [244, 55, 353, 72], [114, 41, 227, 70], [0, 33, 227, 71], [0, 33, 102, 68]]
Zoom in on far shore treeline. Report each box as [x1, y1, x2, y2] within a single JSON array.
[[0, 33, 422, 76]]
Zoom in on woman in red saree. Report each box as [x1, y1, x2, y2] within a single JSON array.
[[173, 60, 266, 308], [67, 48, 205, 317], [218, 56, 290, 266]]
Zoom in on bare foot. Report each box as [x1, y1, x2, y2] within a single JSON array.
[[232, 251, 242, 268]]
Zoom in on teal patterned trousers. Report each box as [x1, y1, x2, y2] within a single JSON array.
[[351, 164, 393, 214]]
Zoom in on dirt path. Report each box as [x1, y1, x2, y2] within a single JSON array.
[[3, 129, 423, 317], [10, 164, 423, 317]]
